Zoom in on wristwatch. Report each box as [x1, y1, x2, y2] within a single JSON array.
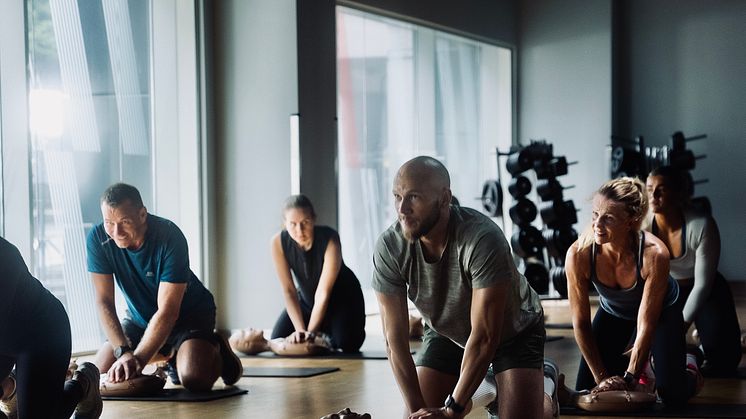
[[623, 370, 637, 386], [114, 345, 132, 359], [444, 394, 465, 413]]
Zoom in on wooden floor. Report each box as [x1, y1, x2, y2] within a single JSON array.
[[97, 284, 746, 419]]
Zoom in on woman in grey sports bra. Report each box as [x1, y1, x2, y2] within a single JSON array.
[[646, 166, 742, 375], [565, 177, 701, 407]]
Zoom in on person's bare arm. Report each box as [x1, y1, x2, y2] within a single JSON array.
[[271, 233, 306, 334], [628, 238, 670, 376], [307, 237, 342, 333], [450, 284, 507, 410], [92, 273, 128, 351], [377, 291, 425, 413], [566, 243, 610, 385], [104, 280, 186, 382]]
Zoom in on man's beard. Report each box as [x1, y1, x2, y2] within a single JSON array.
[[401, 201, 441, 241]]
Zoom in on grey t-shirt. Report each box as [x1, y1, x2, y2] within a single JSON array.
[[372, 205, 543, 347]]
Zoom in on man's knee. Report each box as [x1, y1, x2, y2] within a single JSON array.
[[179, 368, 216, 392]]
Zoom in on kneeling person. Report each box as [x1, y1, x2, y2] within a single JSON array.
[[87, 183, 241, 391], [374, 156, 551, 419]]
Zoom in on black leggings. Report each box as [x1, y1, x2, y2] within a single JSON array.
[[271, 283, 366, 353], [680, 273, 742, 375], [0, 292, 81, 419], [575, 299, 697, 407]]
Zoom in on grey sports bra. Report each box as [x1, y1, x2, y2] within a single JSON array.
[[590, 231, 678, 320]]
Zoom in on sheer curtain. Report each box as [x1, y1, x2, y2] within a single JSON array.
[[336, 7, 513, 302], [27, 0, 152, 352]]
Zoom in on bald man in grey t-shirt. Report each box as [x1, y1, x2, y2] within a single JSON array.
[[373, 156, 554, 419]]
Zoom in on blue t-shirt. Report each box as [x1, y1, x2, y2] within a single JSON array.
[[86, 214, 215, 329]]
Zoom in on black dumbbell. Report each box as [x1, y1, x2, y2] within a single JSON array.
[[543, 227, 578, 259], [535, 156, 570, 179], [526, 141, 554, 161], [508, 176, 532, 199], [524, 262, 549, 295], [550, 266, 568, 298], [480, 180, 503, 217], [509, 198, 537, 225], [536, 179, 574, 202], [511, 225, 544, 258], [506, 148, 533, 176], [539, 200, 577, 228], [671, 131, 707, 152]]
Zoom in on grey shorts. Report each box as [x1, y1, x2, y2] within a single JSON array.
[[415, 318, 545, 376], [121, 308, 216, 357]]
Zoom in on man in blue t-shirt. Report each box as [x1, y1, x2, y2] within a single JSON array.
[[86, 183, 241, 392]]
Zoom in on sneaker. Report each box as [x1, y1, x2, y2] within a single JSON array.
[[165, 357, 181, 385], [214, 332, 243, 386], [72, 362, 103, 419], [0, 370, 17, 419], [543, 358, 560, 419]]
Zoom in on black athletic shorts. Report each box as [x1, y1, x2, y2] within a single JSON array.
[[121, 307, 216, 357], [415, 317, 545, 376]]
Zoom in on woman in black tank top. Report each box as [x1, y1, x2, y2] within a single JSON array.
[[565, 177, 700, 407], [269, 195, 365, 353], [0, 237, 102, 418]]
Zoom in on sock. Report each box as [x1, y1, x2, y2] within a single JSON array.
[[686, 353, 699, 371], [544, 376, 555, 398], [472, 376, 497, 408]]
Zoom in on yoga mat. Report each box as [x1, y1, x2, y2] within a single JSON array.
[[545, 323, 573, 329], [242, 366, 339, 377], [242, 349, 412, 360], [546, 335, 564, 343], [561, 402, 746, 418], [102, 386, 248, 402]]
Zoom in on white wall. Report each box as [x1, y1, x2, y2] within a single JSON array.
[[620, 0, 746, 280], [212, 0, 298, 330], [518, 0, 613, 234]]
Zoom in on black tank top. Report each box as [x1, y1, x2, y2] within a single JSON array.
[[590, 231, 678, 320], [280, 226, 360, 305]]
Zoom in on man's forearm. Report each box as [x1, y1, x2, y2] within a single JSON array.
[[389, 346, 426, 412], [98, 302, 128, 347], [452, 336, 496, 406], [133, 311, 178, 364]]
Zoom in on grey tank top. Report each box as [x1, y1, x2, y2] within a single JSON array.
[[590, 231, 678, 320]]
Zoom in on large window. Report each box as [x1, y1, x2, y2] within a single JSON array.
[[26, 0, 153, 351], [336, 7, 513, 287]]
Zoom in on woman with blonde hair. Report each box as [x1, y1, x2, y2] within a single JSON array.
[[565, 177, 701, 407]]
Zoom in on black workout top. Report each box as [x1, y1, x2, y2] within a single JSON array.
[[280, 225, 360, 305], [590, 231, 678, 320], [0, 237, 49, 336]]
